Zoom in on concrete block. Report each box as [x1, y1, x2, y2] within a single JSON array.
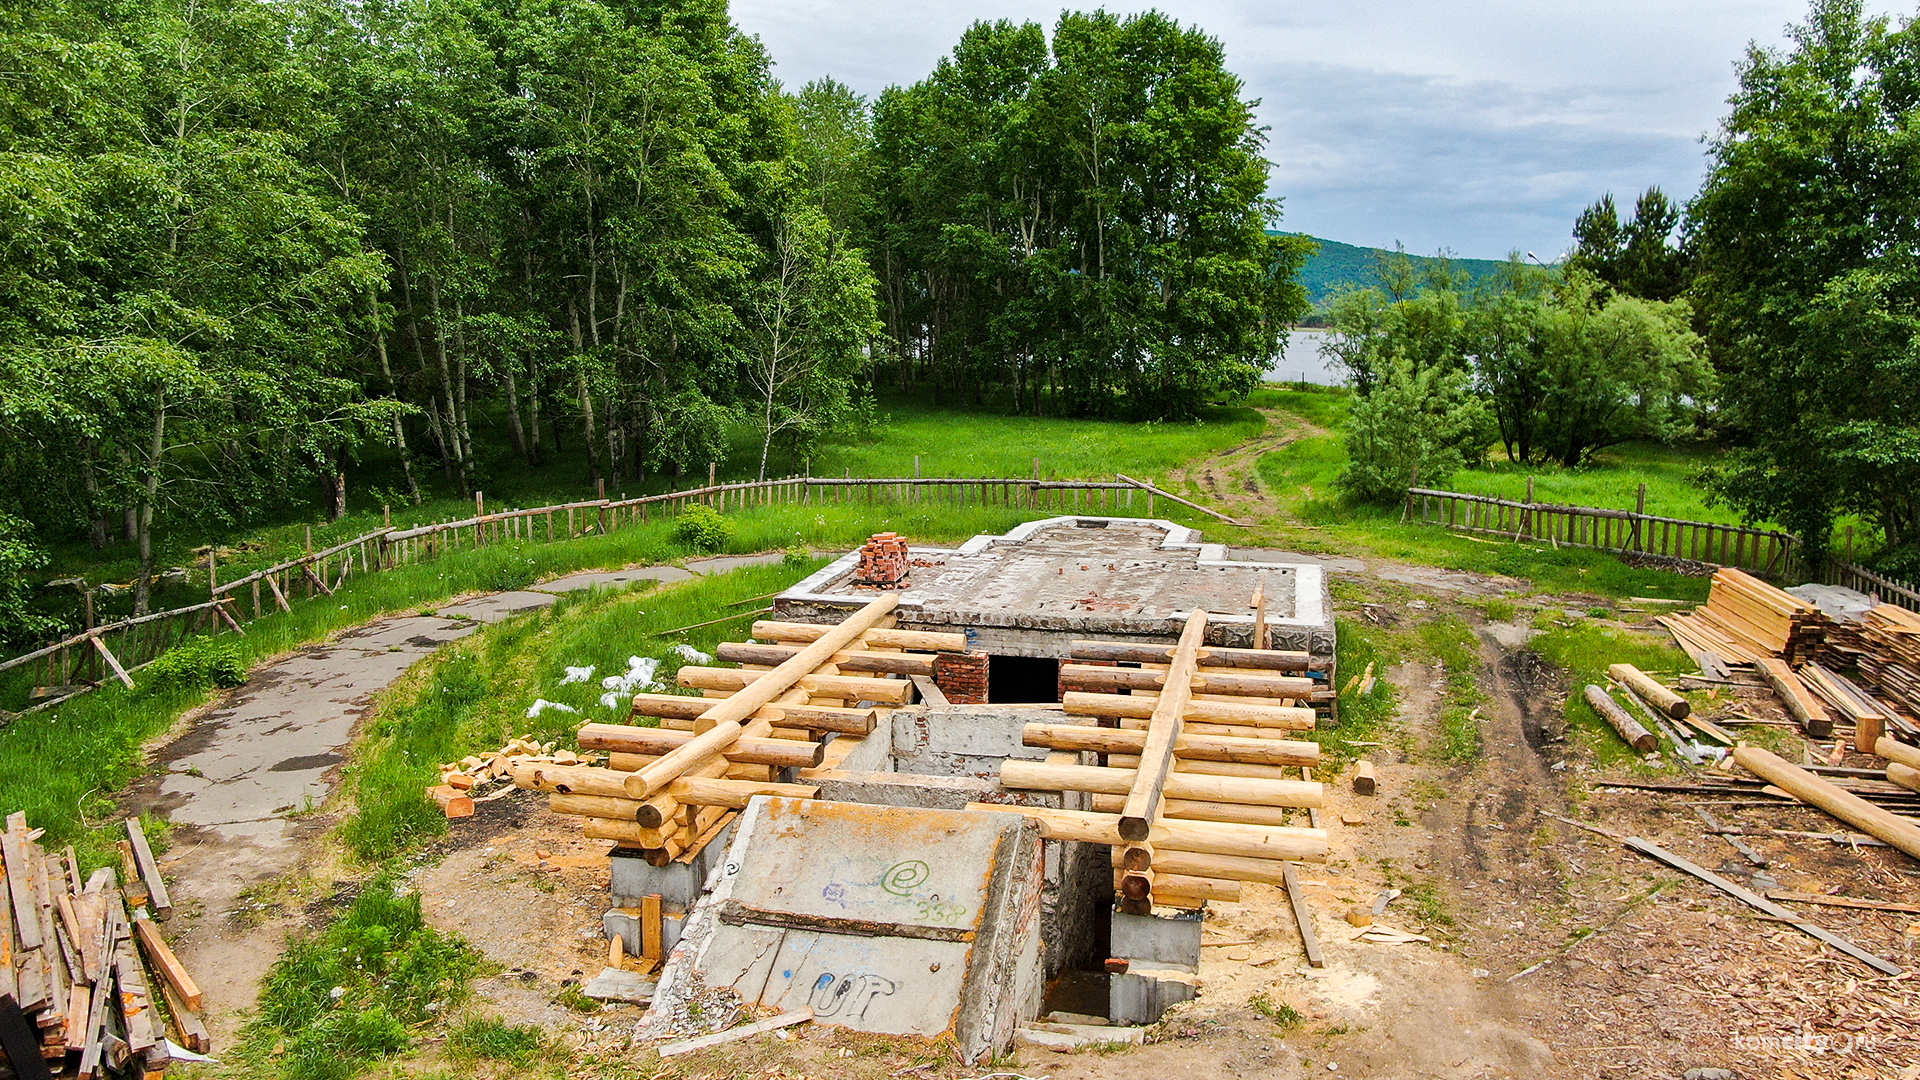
[[812, 769, 1000, 809], [891, 704, 1080, 777], [1016, 1023, 1146, 1052], [823, 729, 892, 774], [609, 817, 736, 908], [605, 907, 692, 958], [644, 796, 1046, 1062], [1111, 909, 1203, 968], [581, 966, 655, 1005], [1109, 964, 1197, 1024]]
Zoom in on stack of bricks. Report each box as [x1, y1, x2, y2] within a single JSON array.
[[855, 531, 911, 586], [933, 651, 989, 704]]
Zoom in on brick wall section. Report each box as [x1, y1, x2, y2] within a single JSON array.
[[933, 651, 989, 704], [854, 531, 910, 585]]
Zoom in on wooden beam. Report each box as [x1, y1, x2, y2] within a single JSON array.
[[1022, 722, 1319, 767], [131, 911, 200, 1010], [971, 803, 1327, 862], [676, 667, 911, 705], [90, 636, 134, 689], [715, 642, 936, 677], [1061, 663, 1315, 699], [1002, 759, 1322, 809], [627, 694, 875, 735], [1734, 746, 1920, 861], [657, 1009, 814, 1058], [751, 619, 960, 652], [576, 724, 823, 769], [1282, 861, 1324, 969], [1063, 691, 1315, 730], [1087, 793, 1300, 828], [630, 595, 898, 798], [1068, 641, 1316, 672], [1119, 611, 1208, 841], [124, 818, 170, 919], [1759, 659, 1832, 738]]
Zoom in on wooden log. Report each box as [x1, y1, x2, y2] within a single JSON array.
[[124, 818, 170, 920], [1060, 663, 1315, 699], [1021, 722, 1319, 767], [1608, 664, 1690, 719], [1110, 869, 1242, 902], [512, 762, 636, 798], [632, 596, 898, 798], [628, 693, 875, 734], [752, 620, 962, 653], [1120, 611, 1207, 841], [576, 724, 823, 769], [1000, 759, 1323, 809], [1069, 640, 1316, 672], [1352, 760, 1377, 796], [1733, 746, 1920, 861], [1890, 762, 1920, 794], [971, 803, 1327, 862], [1759, 659, 1832, 738], [131, 911, 201, 1011], [676, 667, 912, 705], [1582, 685, 1658, 753], [551, 779, 819, 825], [1876, 736, 1920, 770], [715, 642, 936, 677], [429, 785, 474, 818], [1110, 755, 1303, 781], [1087, 793, 1299, 828], [1063, 690, 1315, 730]]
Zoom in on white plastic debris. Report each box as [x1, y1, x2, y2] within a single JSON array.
[[526, 699, 578, 718], [599, 691, 627, 711], [599, 656, 662, 695], [671, 643, 712, 665], [560, 665, 596, 684]]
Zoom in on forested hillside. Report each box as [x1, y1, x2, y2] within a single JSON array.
[[1293, 236, 1507, 308], [0, 0, 1303, 631]]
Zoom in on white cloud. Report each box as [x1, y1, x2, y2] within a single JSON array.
[[731, 0, 1858, 257]]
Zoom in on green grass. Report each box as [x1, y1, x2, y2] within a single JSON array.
[[1247, 391, 1715, 601], [237, 871, 478, 1080], [3, 499, 1138, 868], [1418, 617, 1486, 765], [342, 559, 824, 861], [1441, 442, 1750, 526], [445, 1017, 545, 1064], [1316, 614, 1400, 774]]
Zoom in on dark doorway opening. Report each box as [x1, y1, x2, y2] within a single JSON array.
[[987, 654, 1061, 703]]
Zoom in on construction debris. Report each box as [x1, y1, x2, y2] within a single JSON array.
[[0, 813, 211, 1076]]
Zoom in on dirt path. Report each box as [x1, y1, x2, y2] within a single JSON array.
[[123, 554, 785, 1039], [1164, 406, 1313, 521]]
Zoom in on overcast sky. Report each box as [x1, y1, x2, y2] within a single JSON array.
[[730, 1, 1862, 260]]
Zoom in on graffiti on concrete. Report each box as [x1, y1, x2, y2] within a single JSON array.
[[809, 972, 897, 1020]]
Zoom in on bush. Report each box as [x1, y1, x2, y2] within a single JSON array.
[[0, 512, 61, 651], [143, 637, 248, 692], [782, 543, 811, 567], [673, 503, 733, 552], [1337, 356, 1491, 504]]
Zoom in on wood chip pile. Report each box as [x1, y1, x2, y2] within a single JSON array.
[[0, 815, 209, 1078]]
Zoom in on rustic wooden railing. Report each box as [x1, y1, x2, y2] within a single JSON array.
[[1, 471, 1219, 717], [1404, 485, 1920, 612]]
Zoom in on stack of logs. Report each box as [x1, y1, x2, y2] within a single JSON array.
[[986, 611, 1331, 912], [0, 815, 208, 1078], [511, 595, 958, 867]]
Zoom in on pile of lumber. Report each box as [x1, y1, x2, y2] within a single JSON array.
[[1861, 604, 1920, 720], [1, 815, 209, 1078], [990, 613, 1330, 913], [1656, 568, 1826, 671], [511, 595, 957, 866], [431, 736, 585, 819]]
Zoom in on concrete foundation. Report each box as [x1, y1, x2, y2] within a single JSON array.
[[643, 797, 1046, 1062], [1108, 910, 1203, 1023]]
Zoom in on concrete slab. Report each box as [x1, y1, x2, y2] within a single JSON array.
[[777, 517, 1333, 655], [643, 797, 1045, 1061]]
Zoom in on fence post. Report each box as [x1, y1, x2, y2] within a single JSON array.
[[1400, 467, 1420, 523]]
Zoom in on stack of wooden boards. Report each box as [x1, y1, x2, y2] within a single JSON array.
[[1657, 568, 1826, 672], [0, 815, 208, 1079], [511, 594, 956, 867], [988, 612, 1331, 913], [1861, 605, 1920, 722]]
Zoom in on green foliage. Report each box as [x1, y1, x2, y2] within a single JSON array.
[[1290, 234, 1506, 311], [672, 504, 734, 553], [1687, 0, 1920, 563], [1338, 357, 1491, 503], [446, 1016, 544, 1063], [1249, 991, 1303, 1027], [0, 512, 60, 650], [245, 872, 477, 1080], [142, 637, 248, 692], [867, 11, 1309, 418], [1565, 188, 1690, 301]]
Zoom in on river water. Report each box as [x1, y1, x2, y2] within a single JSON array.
[[1262, 328, 1345, 386]]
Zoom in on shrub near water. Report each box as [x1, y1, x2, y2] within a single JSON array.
[[245, 873, 477, 1080]]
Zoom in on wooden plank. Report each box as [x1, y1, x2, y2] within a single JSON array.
[[0, 994, 55, 1080], [1759, 659, 1831, 737], [0, 834, 42, 950], [657, 1009, 814, 1058], [641, 895, 663, 960], [155, 973, 210, 1054], [89, 635, 134, 689], [1768, 890, 1920, 915], [132, 912, 201, 1010], [124, 819, 170, 919], [1120, 611, 1209, 842], [1282, 861, 1324, 969]]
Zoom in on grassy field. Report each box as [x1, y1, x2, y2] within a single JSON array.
[[1243, 389, 1714, 601]]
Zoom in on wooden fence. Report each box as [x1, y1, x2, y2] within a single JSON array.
[[1404, 484, 1920, 612], [1, 472, 1218, 717]]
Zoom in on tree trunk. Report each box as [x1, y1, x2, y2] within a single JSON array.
[[80, 438, 107, 548], [569, 299, 600, 489], [504, 362, 531, 465], [133, 394, 166, 617], [370, 291, 420, 504], [426, 277, 469, 494]]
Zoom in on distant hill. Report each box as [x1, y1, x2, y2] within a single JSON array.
[[1289, 235, 1511, 310]]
